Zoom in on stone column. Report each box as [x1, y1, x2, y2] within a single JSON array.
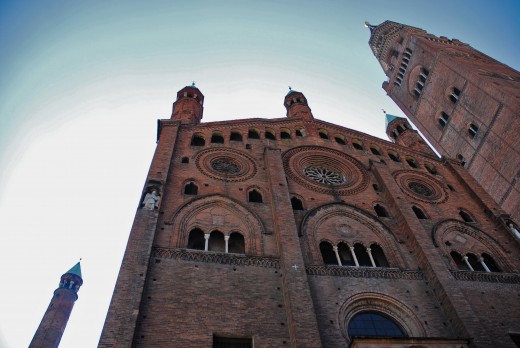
[[349, 246, 359, 267], [333, 246, 342, 266]]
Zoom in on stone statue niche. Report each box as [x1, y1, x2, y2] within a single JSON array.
[[142, 185, 161, 210]]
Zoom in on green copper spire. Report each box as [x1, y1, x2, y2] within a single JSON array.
[[66, 262, 82, 279], [385, 113, 404, 127]]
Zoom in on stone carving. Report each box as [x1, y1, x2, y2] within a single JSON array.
[[306, 265, 424, 280], [451, 270, 520, 284], [152, 247, 280, 269], [304, 166, 345, 185], [142, 189, 160, 210], [508, 223, 520, 239]]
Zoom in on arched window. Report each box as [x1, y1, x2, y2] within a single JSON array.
[[320, 241, 337, 265], [280, 129, 291, 139], [211, 133, 224, 144], [468, 123, 479, 138], [482, 253, 500, 272], [334, 136, 346, 145], [187, 228, 205, 250], [295, 129, 304, 137], [412, 206, 427, 219], [406, 157, 419, 168], [425, 163, 437, 174], [396, 125, 405, 134], [369, 146, 381, 156], [457, 154, 466, 166], [265, 130, 276, 140], [348, 312, 406, 338], [248, 189, 263, 203], [374, 204, 389, 218], [370, 244, 389, 267], [352, 140, 364, 150], [291, 196, 304, 210], [184, 182, 198, 195], [318, 130, 329, 139], [354, 243, 372, 267], [447, 184, 456, 192], [208, 230, 225, 252], [459, 209, 474, 223], [450, 251, 468, 270], [181, 157, 189, 164], [228, 232, 245, 254], [230, 131, 243, 142], [387, 151, 400, 162], [247, 129, 260, 139], [372, 184, 381, 192], [449, 87, 461, 103], [338, 243, 355, 266], [190, 134, 205, 146], [439, 112, 450, 128]]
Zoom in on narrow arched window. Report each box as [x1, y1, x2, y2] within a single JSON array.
[[248, 189, 263, 203], [248, 129, 260, 139], [459, 210, 474, 223], [228, 232, 245, 254], [425, 163, 437, 174], [348, 312, 406, 337], [352, 140, 364, 150], [449, 87, 461, 103], [372, 184, 380, 192], [482, 253, 500, 272], [439, 112, 450, 128], [450, 251, 468, 270], [291, 196, 304, 210], [181, 157, 189, 164], [354, 243, 372, 267], [396, 125, 405, 134], [187, 228, 205, 250], [406, 157, 419, 168], [230, 131, 243, 142], [184, 182, 198, 195], [334, 136, 346, 145], [412, 206, 427, 219], [320, 241, 337, 265], [211, 133, 224, 144], [374, 204, 389, 218], [388, 151, 400, 162], [280, 130, 291, 139], [370, 244, 389, 267], [338, 242, 355, 266], [295, 129, 303, 137], [457, 154, 466, 166], [191, 134, 205, 146], [468, 123, 479, 138], [265, 130, 276, 140], [370, 146, 381, 156], [318, 130, 329, 139], [208, 230, 225, 252]]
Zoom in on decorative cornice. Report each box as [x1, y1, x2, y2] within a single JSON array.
[[306, 265, 424, 280], [152, 247, 280, 269], [451, 270, 520, 284]]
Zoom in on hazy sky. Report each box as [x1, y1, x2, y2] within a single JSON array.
[[1, 1, 519, 347]]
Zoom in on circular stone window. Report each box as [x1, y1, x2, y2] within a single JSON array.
[[283, 146, 368, 195], [304, 166, 345, 185], [195, 148, 257, 182], [394, 170, 448, 204]]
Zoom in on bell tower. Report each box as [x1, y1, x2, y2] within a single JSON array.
[[171, 83, 204, 124], [367, 20, 520, 222], [385, 113, 434, 155], [284, 88, 314, 120], [30, 262, 83, 348]]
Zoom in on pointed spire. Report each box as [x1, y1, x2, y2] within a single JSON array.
[[66, 262, 82, 279], [385, 113, 404, 127]]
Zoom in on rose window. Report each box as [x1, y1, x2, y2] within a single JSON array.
[[304, 166, 345, 185], [211, 158, 240, 174], [408, 182, 434, 197]]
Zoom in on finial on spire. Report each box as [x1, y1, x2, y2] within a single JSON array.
[[364, 20, 376, 32], [364, 21, 370, 28], [191, 81, 196, 87], [288, 86, 292, 91], [382, 109, 386, 114]]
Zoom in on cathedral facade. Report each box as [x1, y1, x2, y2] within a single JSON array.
[[99, 22, 520, 348]]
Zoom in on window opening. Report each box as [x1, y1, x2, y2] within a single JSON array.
[[370, 147, 381, 156], [228, 233, 245, 254], [450, 251, 468, 270], [320, 241, 337, 265], [370, 244, 389, 267], [352, 141, 364, 150], [338, 243, 355, 266], [184, 182, 198, 195], [318, 131, 329, 140], [211, 133, 224, 144], [181, 157, 189, 164], [467, 253, 485, 271], [457, 154, 466, 166], [213, 336, 252, 348], [459, 210, 474, 223], [348, 312, 406, 338], [208, 231, 225, 252], [439, 112, 450, 128], [354, 243, 372, 267], [335, 136, 346, 145], [280, 130, 291, 139], [374, 204, 389, 217], [291, 197, 304, 210], [191, 135, 205, 146], [412, 206, 427, 219], [449, 87, 461, 103], [187, 228, 205, 250], [247, 129, 260, 139], [406, 158, 419, 169], [295, 129, 303, 137], [265, 130, 276, 140], [482, 253, 500, 272], [248, 189, 263, 203], [468, 123, 479, 138], [425, 163, 437, 174], [230, 132, 243, 142]]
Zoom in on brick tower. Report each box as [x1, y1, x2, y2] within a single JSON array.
[[30, 262, 83, 348], [366, 20, 520, 223], [99, 82, 520, 347]]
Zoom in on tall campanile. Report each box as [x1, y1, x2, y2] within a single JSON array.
[[367, 20, 520, 222], [30, 262, 83, 348]]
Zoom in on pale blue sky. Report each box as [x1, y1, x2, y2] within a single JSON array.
[[1, 1, 519, 347]]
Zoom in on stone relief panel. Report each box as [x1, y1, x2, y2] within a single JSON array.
[[282, 146, 369, 195]]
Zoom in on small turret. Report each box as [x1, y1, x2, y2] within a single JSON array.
[[171, 84, 204, 124], [284, 88, 313, 120], [385, 113, 434, 155], [29, 262, 83, 348]]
